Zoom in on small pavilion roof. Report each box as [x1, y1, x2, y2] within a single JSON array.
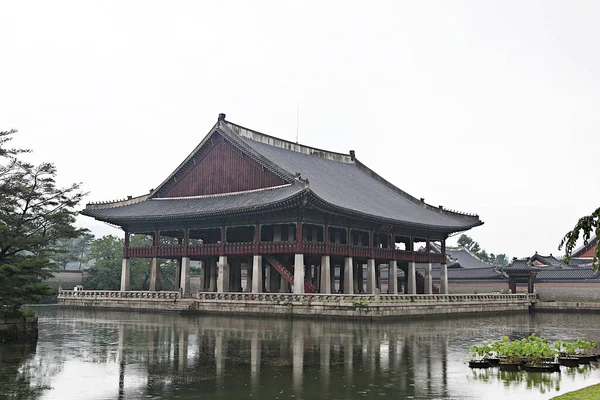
[[446, 247, 496, 269], [416, 265, 504, 280]]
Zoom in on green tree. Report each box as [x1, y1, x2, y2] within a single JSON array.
[[457, 234, 474, 249], [0, 129, 85, 315], [560, 206, 599, 269], [84, 234, 177, 290], [456, 234, 508, 266], [53, 234, 95, 270]]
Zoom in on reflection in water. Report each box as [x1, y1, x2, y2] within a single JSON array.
[[2, 308, 600, 399]]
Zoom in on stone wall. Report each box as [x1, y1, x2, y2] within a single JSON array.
[[0, 316, 38, 343], [58, 290, 534, 319]]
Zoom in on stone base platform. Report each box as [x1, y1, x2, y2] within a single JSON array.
[[58, 290, 536, 319]]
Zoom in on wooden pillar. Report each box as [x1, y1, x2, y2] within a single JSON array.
[[220, 225, 226, 255], [296, 220, 303, 253]]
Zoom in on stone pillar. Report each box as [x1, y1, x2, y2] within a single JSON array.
[[233, 260, 243, 292], [294, 253, 305, 294], [252, 255, 263, 293], [246, 259, 253, 292], [279, 275, 290, 293], [424, 263, 433, 294], [440, 262, 448, 294], [199, 261, 205, 292], [149, 257, 159, 291], [180, 257, 191, 295], [320, 255, 331, 294], [388, 260, 398, 294], [175, 259, 182, 290], [217, 256, 229, 293], [265, 266, 271, 292], [209, 258, 217, 292], [366, 259, 376, 293], [330, 264, 336, 293], [407, 261, 416, 294], [120, 259, 130, 291], [344, 257, 354, 294]]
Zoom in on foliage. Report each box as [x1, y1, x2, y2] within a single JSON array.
[[559, 206, 599, 269], [0, 129, 85, 315], [469, 334, 599, 366], [457, 234, 509, 266], [83, 234, 177, 290], [52, 233, 95, 270]]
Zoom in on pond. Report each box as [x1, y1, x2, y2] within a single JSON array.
[[1, 307, 600, 399]]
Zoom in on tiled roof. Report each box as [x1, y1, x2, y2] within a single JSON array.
[[572, 236, 598, 258], [223, 121, 483, 231], [446, 247, 495, 269], [83, 116, 483, 230], [536, 268, 600, 282], [82, 184, 304, 223]]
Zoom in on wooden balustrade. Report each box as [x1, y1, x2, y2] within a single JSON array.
[[124, 241, 443, 262]]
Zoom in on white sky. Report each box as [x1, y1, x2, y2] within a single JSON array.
[[1, 1, 598, 258]]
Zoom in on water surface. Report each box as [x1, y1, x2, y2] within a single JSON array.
[[2, 307, 600, 399]]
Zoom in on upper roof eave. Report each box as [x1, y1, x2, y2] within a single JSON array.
[[305, 189, 483, 234]]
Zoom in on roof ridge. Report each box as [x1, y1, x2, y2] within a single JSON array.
[[86, 193, 149, 210], [224, 120, 352, 161]]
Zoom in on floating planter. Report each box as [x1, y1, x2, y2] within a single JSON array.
[[558, 357, 580, 367], [468, 335, 599, 373], [469, 360, 491, 368]]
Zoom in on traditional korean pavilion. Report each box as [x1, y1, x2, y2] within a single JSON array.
[[82, 114, 483, 296]]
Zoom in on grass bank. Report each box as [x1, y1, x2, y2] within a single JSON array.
[[551, 383, 600, 399]]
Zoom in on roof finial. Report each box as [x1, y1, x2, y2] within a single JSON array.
[[218, 113, 226, 121], [349, 150, 355, 161]]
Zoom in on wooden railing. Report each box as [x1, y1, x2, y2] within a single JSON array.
[[124, 242, 445, 263]]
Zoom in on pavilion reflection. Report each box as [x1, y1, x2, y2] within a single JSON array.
[[24, 308, 537, 398], [106, 314, 460, 399]]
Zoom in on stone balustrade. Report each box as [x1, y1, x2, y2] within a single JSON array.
[[194, 292, 535, 304], [58, 290, 180, 299]]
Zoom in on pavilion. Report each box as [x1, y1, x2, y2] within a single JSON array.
[[82, 114, 483, 296]]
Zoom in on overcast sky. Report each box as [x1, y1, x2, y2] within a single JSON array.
[[2, 1, 598, 258]]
